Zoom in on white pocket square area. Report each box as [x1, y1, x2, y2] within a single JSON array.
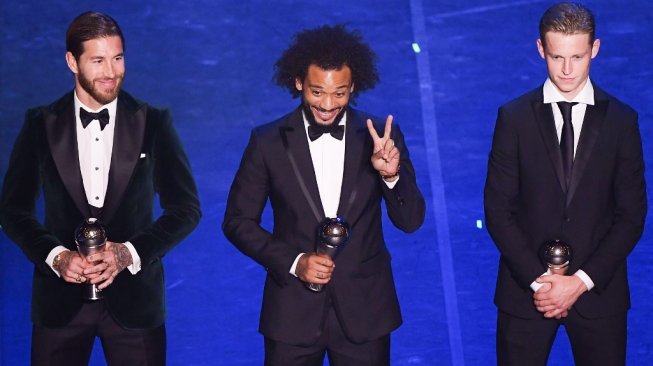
[[140, 153, 146, 159]]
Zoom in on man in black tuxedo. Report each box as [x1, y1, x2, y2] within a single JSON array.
[[0, 12, 200, 365], [484, 3, 646, 365], [223, 25, 425, 365]]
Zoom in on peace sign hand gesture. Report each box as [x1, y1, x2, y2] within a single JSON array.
[[367, 115, 400, 181]]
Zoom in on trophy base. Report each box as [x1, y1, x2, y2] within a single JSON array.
[[306, 283, 324, 292], [83, 284, 103, 301]]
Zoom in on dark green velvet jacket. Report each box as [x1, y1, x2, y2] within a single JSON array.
[[0, 90, 201, 329]]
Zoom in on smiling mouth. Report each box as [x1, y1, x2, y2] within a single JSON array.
[[312, 107, 341, 122]]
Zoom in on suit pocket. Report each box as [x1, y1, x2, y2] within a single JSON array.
[[351, 248, 391, 278]]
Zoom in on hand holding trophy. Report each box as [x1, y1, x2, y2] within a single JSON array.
[[306, 217, 351, 292], [75, 218, 107, 300]]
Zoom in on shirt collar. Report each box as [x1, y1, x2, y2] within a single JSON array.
[[542, 77, 595, 106]]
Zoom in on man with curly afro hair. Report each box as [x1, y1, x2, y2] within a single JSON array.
[[223, 24, 425, 365]]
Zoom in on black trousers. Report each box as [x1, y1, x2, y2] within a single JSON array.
[[31, 301, 166, 366], [264, 306, 390, 366], [497, 308, 626, 366]]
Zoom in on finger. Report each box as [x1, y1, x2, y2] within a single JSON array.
[[544, 309, 564, 318], [310, 262, 334, 275], [97, 272, 117, 290], [382, 140, 397, 161], [91, 270, 114, 286], [535, 304, 557, 312], [382, 138, 394, 153], [313, 254, 334, 267], [83, 261, 109, 275], [313, 270, 331, 283], [383, 115, 393, 139], [65, 271, 85, 284], [366, 119, 380, 141], [387, 146, 400, 161]]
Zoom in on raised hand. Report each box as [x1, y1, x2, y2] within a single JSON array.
[[366, 115, 400, 180]]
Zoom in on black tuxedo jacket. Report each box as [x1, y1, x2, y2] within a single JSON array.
[[223, 107, 425, 345], [0, 91, 201, 329], [484, 85, 646, 319]]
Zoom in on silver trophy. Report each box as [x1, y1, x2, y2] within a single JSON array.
[[306, 217, 351, 292], [540, 239, 572, 275], [74, 218, 107, 300]]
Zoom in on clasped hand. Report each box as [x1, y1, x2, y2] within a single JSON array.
[[57, 241, 132, 290], [533, 274, 587, 319]]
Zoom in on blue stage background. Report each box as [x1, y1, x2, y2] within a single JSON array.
[[1, 1, 651, 365]]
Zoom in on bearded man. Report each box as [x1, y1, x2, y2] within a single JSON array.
[[0, 11, 200, 365]]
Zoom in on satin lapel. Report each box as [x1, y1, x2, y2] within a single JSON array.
[[532, 100, 566, 193], [337, 110, 368, 219], [566, 98, 607, 206], [45, 94, 91, 217], [102, 94, 146, 223], [280, 108, 325, 223]]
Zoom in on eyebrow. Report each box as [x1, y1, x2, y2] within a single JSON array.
[[307, 84, 349, 89]]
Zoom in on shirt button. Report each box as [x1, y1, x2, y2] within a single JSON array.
[[95, 196, 99, 200], [95, 138, 99, 141]]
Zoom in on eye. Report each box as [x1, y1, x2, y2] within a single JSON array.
[[311, 90, 321, 96], [335, 92, 346, 98]]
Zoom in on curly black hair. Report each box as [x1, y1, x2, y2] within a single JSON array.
[[274, 24, 379, 99]]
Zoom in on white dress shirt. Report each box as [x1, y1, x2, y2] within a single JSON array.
[[289, 111, 399, 275], [530, 78, 595, 292], [46, 92, 141, 276]]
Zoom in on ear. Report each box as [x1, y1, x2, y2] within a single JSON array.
[[591, 38, 600, 59], [536, 38, 545, 59], [295, 77, 303, 92], [65, 52, 79, 74]]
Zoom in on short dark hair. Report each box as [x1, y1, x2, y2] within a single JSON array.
[[274, 24, 379, 99], [66, 11, 124, 60], [539, 2, 595, 48]]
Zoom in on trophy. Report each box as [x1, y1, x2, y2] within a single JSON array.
[[540, 239, 572, 275], [75, 218, 107, 300], [306, 216, 351, 292]]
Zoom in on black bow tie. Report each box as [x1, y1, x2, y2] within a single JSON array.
[[80, 108, 110, 131], [308, 124, 345, 141]]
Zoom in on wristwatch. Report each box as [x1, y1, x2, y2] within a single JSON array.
[[52, 252, 64, 272]]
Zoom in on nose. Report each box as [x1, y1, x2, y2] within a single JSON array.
[[103, 60, 115, 78], [562, 58, 572, 76], [320, 95, 334, 111]]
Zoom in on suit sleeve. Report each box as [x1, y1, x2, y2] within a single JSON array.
[[127, 110, 201, 264], [381, 124, 426, 233], [580, 112, 647, 292], [0, 109, 63, 275], [222, 131, 299, 286], [484, 107, 545, 289]]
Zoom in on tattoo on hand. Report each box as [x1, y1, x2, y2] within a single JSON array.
[[111, 244, 133, 272]]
